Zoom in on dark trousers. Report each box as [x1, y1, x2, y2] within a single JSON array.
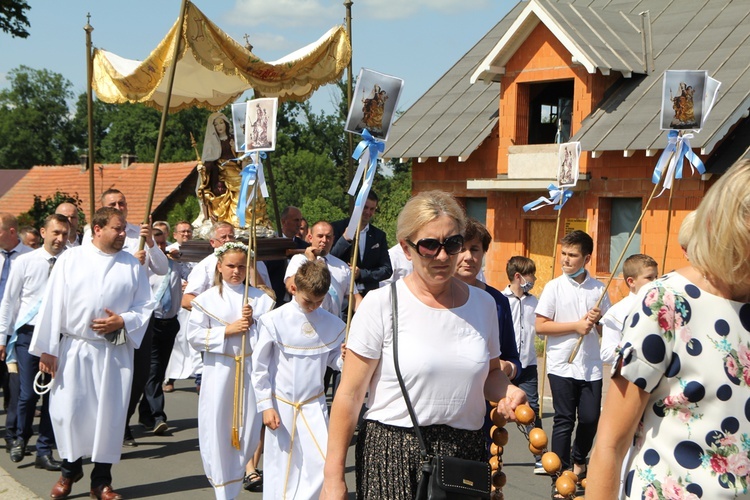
[[547, 373, 602, 471], [138, 316, 180, 424], [3, 371, 19, 446], [126, 315, 154, 426], [15, 328, 55, 456], [516, 364, 542, 429], [62, 457, 112, 489]]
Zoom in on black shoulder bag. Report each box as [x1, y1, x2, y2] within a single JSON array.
[[390, 282, 491, 500]]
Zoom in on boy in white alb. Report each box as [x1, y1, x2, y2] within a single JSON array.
[[600, 254, 658, 364], [252, 260, 345, 500], [535, 230, 611, 489]]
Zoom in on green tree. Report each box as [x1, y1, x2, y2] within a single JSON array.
[[0, 66, 77, 168], [0, 0, 30, 38], [18, 191, 86, 230], [166, 196, 201, 230], [70, 98, 211, 164]]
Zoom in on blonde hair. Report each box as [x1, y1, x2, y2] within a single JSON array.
[[687, 159, 750, 294], [678, 211, 696, 250], [213, 246, 248, 296], [396, 190, 466, 243]]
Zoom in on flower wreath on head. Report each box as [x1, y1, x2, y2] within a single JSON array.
[[214, 241, 250, 257]]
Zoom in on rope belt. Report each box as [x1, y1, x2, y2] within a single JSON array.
[[274, 391, 326, 499], [217, 351, 253, 449]]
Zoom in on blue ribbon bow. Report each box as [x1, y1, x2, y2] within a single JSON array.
[[652, 130, 705, 195], [344, 129, 385, 240], [236, 151, 267, 228], [523, 184, 573, 212]]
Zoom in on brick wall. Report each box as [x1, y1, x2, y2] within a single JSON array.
[[411, 22, 710, 304]]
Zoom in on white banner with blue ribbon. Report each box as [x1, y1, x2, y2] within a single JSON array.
[[345, 129, 384, 240], [523, 184, 573, 212], [235, 151, 269, 228]]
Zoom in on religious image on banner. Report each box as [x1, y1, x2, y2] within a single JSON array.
[[345, 68, 404, 142], [231, 102, 248, 152], [558, 142, 581, 188], [245, 97, 278, 152], [660, 70, 706, 130]]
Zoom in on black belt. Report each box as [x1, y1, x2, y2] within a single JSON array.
[[17, 324, 35, 334]]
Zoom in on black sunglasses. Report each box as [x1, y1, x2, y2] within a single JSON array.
[[406, 234, 464, 258]]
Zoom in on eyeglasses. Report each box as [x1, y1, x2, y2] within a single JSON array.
[[406, 235, 464, 258]]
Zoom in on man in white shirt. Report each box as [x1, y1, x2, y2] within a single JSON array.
[[136, 228, 182, 435], [0, 214, 69, 470], [54, 202, 82, 247], [31, 207, 154, 500], [0, 213, 33, 452], [284, 221, 361, 318]]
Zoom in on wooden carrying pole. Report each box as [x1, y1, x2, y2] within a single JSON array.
[[344, 217, 363, 343], [138, 0, 189, 251], [566, 154, 673, 363], [538, 196, 564, 420], [84, 15, 95, 222], [661, 167, 677, 272]]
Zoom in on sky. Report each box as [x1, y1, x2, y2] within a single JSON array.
[[0, 0, 517, 117]]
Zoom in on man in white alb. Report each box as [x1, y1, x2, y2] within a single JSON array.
[[31, 207, 154, 500]]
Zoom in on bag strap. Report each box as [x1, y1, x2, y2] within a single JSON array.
[[391, 282, 430, 460]]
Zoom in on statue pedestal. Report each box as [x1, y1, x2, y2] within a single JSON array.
[[180, 237, 297, 263]]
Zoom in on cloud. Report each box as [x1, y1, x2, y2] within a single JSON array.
[[357, 0, 491, 20], [223, 0, 491, 27], [225, 0, 340, 28]]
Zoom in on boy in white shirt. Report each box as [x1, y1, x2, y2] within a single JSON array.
[[502, 256, 544, 474], [600, 254, 658, 364], [535, 230, 610, 490]]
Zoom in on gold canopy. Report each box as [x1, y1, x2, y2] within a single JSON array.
[[92, 1, 351, 112]]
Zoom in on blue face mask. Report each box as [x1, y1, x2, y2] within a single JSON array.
[[520, 278, 534, 293], [565, 267, 586, 279]]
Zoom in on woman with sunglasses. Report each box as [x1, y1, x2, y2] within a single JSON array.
[[321, 190, 527, 499]]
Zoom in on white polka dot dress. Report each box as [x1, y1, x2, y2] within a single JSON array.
[[616, 272, 750, 499]]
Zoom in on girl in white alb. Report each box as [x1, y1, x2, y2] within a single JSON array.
[[188, 242, 275, 500]]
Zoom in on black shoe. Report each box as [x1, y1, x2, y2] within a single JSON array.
[[243, 470, 263, 492], [9, 438, 25, 463], [123, 427, 137, 447], [35, 454, 62, 471], [153, 419, 168, 435]]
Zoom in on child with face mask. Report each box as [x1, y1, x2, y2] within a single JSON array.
[[502, 256, 545, 474]]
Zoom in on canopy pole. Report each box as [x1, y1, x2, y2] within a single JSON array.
[[84, 14, 95, 222], [139, 0, 189, 250], [344, 0, 355, 212]]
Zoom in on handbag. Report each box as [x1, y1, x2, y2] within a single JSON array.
[[389, 282, 491, 500]]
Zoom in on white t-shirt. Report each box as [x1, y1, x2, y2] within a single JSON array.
[[535, 272, 611, 381], [600, 292, 637, 364], [379, 244, 413, 287], [347, 279, 501, 430], [284, 253, 352, 318], [501, 286, 539, 369]]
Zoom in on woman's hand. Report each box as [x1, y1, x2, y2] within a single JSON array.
[[263, 408, 280, 430], [496, 385, 528, 421], [320, 478, 348, 499]]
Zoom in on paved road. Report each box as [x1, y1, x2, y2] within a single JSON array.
[[0, 365, 611, 499]]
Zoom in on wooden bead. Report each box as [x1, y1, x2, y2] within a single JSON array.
[[490, 407, 508, 427], [555, 475, 576, 497], [492, 469, 507, 488], [490, 443, 503, 456], [491, 426, 509, 446], [528, 428, 548, 450], [514, 404, 536, 425], [489, 455, 501, 471], [541, 452, 562, 474]]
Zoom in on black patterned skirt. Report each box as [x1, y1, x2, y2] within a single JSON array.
[[355, 419, 487, 500]]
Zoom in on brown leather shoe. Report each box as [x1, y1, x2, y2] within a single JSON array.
[[90, 484, 122, 500], [50, 472, 83, 499]]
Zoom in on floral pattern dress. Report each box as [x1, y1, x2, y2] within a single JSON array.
[[616, 272, 750, 499]]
